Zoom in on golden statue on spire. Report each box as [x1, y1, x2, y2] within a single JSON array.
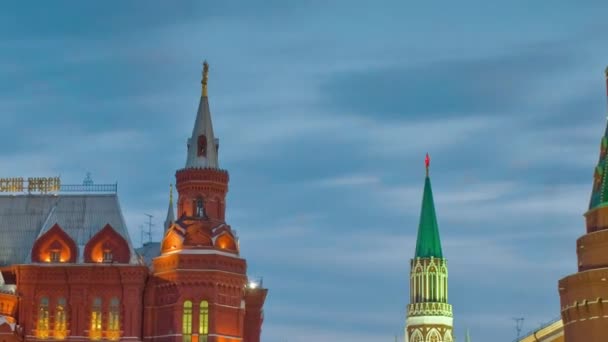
[[202, 60, 209, 97]]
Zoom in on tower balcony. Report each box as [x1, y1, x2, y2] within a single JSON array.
[[407, 302, 453, 317]]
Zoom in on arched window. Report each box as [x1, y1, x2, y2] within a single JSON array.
[[414, 267, 423, 303], [428, 329, 441, 342], [411, 330, 423, 342], [182, 301, 192, 342], [55, 297, 67, 340], [196, 198, 205, 218], [429, 267, 437, 302], [199, 301, 209, 341], [90, 298, 102, 341], [108, 298, 120, 341], [37, 297, 50, 339]]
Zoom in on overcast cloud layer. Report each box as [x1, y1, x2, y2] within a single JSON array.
[[2, 1, 608, 341]]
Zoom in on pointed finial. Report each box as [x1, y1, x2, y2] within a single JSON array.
[[169, 183, 174, 205], [202, 60, 209, 97], [605, 65, 608, 78], [425, 153, 430, 177]]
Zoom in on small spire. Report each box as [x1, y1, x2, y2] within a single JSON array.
[[164, 183, 176, 232], [186, 60, 219, 169], [464, 328, 472, 342], [202, 60, 209, 97], [425, 153, 430, 177]]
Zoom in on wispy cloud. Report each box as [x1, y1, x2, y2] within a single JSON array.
[[312, 174, 381, 187]]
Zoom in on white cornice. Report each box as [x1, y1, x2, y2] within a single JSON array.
[[406, 315, 453, 327]]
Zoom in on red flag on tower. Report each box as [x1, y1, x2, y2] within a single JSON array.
[[425, 153, 430, 168]]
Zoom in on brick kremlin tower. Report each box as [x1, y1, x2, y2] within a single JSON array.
[[143, 62, 268, 342], [405, 155, 453, 342], [558, 67, 608, 341]]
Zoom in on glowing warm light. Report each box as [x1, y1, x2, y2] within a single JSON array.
[[248, 281, 259, 289], [97, 258, 103, 263], [45, 257, 50, 262]]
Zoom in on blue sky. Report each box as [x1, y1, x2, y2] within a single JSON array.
[[2, 1, 608, 341]]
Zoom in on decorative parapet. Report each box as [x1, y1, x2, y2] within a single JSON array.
[[407, 302, 453, 317], [176, 167, 229, 183]]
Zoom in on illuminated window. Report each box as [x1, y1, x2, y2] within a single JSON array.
[[54, 297, 67, 340], [182, 301, 192, 342], [107, 298, 120, 341], [50, 251, 60, 263], [199, 301, 209, 341], [90, 298, 102, 341], [103, 250, 113, 263], [37, 297, 50, 339]]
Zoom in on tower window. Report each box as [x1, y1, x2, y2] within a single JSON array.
[[196, 198, 205, 218], [197, 135, 207, 157]]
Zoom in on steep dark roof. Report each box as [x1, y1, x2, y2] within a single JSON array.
[[0, 194, 138, 265]]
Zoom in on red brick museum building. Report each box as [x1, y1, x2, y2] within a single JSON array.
[[0, 62, 267, 342]]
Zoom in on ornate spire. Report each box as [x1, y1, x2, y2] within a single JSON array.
[[414, 154, 443, 258], [164, 184, 175, 231], [202, 60, 209, 97], [588, 67, 608, 210], [464, 329, 471, 342], [186, 61, 219, 169]]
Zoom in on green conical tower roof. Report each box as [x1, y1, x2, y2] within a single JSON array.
[[414, 154, 443, 258]]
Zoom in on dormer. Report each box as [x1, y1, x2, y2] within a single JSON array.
[[84, 224, 131, 264], [161, 226, 185, 254], [31, 224, 78, 263], [214, 232, 238, 252]]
